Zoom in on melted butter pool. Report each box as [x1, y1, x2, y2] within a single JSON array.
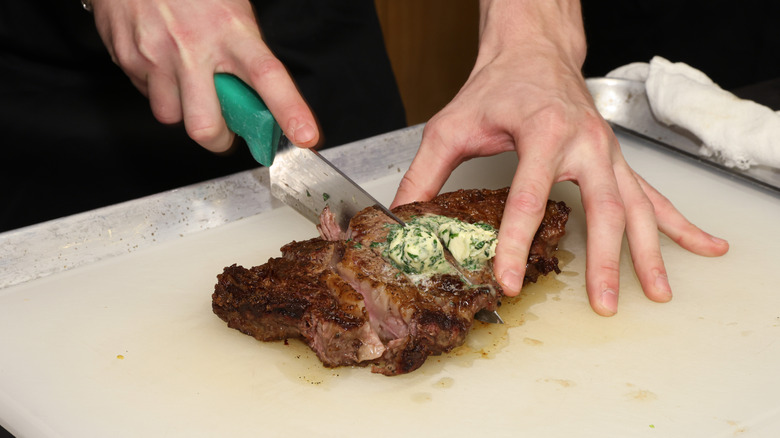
[[272, 249, 576, 384]]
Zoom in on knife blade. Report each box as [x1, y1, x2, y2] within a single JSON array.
[[214, 73, 502, 323], [214, 73, 401, 228], [270, 137, 404, 231]]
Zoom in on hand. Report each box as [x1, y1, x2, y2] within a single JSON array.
[[391, 0, 729, 316], [90, 0, 318, 151]]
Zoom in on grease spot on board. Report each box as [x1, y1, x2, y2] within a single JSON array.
[[556, 250, 575, 268], [412, 392, 432, 403], [725, 420, 747, 434], [444, 251, 571, 370], [626, 388, 657, 401], [538, 378, 576, 388], [434, 377, 454, 389]]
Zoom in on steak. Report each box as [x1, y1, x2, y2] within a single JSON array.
[[212, 187, 570, 375], [212, 239, 384, 367], [337, 204, 498, 374]]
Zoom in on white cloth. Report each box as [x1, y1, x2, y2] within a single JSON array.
[[607, 56, 780, 169]]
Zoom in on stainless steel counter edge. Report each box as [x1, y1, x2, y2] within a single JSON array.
[[0, 124, 425, 290]]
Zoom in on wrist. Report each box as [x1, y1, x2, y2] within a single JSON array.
[[477, 0, 587, 69]]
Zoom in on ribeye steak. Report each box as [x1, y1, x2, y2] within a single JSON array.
[[213, 187, 570, 375]]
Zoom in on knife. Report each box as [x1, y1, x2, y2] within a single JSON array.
[[214, 73, 402, 229], [214, 73, 502, 324]]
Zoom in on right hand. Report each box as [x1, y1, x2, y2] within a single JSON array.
[[90, 0, 319, 151], [392, 0, 729, 316]]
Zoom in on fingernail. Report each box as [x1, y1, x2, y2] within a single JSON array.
[[600, 288, 618, 315], [499, 269, 523, 295], [709, 234, 728, 245], [291, 121, 315, 144], [654, 271, 672, 297]]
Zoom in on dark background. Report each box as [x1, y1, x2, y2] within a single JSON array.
[[581, 0, 780, 90]]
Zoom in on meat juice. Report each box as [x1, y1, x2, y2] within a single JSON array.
[[447, 249, 575, 364], [270, 249, 575, 385]]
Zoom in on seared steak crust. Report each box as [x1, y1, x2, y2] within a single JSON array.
[[213, 239, 384, 367], [212, 188, 570, 375], [526, 199, 571, 283]]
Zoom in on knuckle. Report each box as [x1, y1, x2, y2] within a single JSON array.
[[507, 189, 547, 217], [593, 192, 627, 231], [112, 45, 138, 71], [186, 120, 221, 145], [596, 190, 626, 214], [423, 113, 455, 137], [151, 105, 181, 125], [631, 194, 657, 217], [421, 116, 462, 152], [422, 111, 487, 155], [395, 173, 437, 203], [597, 260, 622, 280], [247, 55, 286, 82], [582, 116, 613, 148], [134, 25, 174, 67], [154, 108, 182, 125]]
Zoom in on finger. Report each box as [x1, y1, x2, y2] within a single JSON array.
[[391, 124, 463, 207], [635, 174, 730, 257], [232, 46, 319, 148], [115, 45, 149, 97], [147, 72, 182, 125], [578, 160, 626, 316], [179, 68, 234, 153], [493, 152, 555, 298], [614, 163, 672, 303]]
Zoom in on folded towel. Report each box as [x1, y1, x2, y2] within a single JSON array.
[[607, 56, 780, 170]]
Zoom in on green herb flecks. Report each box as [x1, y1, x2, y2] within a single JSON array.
[[383, 215, 498, 275]]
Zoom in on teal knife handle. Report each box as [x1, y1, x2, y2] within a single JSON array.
[[214, 73, 281, 166]]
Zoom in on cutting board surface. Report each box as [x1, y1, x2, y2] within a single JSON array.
[[1, 133, 779, 437]]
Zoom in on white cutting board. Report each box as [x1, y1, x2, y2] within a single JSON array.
[[1, 133, 779, 437]]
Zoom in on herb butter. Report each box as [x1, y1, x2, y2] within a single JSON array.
[[385, 223, 451, 275], [430, 218, 497, 271], [383, 215, 498, 275]]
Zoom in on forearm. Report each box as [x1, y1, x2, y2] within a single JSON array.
[[476, 0, 587, 70]]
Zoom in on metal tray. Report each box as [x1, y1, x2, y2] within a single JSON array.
[[586, 77, 780, 195]]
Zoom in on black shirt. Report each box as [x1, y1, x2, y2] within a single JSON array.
[[581, 0, 780, 89], [0, 0, 406, 231]]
